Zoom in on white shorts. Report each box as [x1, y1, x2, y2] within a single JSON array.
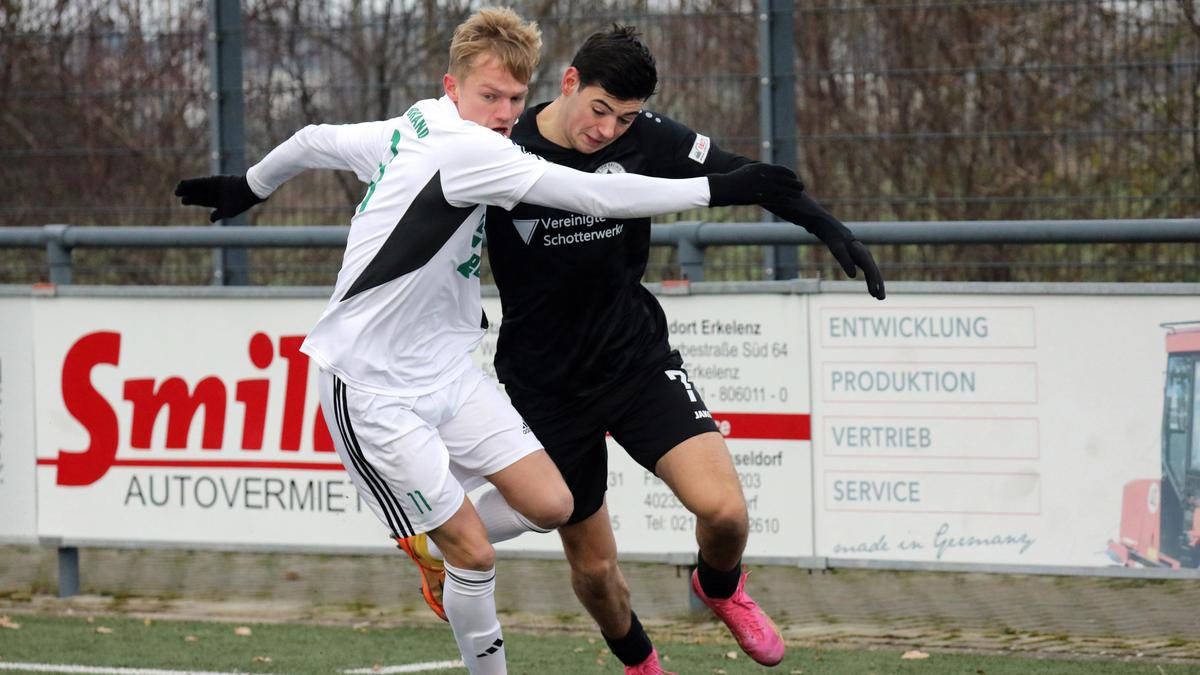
[[318, 364, 543, 537]]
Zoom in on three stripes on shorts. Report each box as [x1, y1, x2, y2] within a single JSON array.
[[331, 377, 415, 538]]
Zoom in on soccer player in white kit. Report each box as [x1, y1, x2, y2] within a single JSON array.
[[175, 9, 804, 674]]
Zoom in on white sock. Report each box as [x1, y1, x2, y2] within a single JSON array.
[[426, 487, 549, 560], [443, 561, 506, 675]]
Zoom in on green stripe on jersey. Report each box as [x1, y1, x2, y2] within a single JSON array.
[[357, 128, 403, 213]]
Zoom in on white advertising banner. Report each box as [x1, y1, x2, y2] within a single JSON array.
[[33, 292, 807, 559], [487, 293, 813, 559], [810, 293, 1200, 568], [32, 296, 394, 551], [22, 287, 1200, 571], [0, 296, 38, 543]]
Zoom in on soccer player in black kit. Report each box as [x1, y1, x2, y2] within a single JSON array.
[[467, 27, 884, 674]]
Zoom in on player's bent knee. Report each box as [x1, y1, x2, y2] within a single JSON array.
[[696, 499, 749, 537], [439, 535, 496, 571], [527, 488, 573, 531], [550, 488, 575, 527], [454, 541, 496, 571]]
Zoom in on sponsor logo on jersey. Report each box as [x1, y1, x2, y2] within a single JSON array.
[[594, 161, 626, 174], [694, 409, 713, 420], [543, 223, 624, 247], [511, 214, 615, 246], [513, 219, 539, 244], [688, 133, 711, 164]]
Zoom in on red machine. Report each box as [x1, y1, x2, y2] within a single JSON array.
[[1108, 322, 1200, 569]]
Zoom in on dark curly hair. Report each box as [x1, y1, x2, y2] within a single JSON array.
[[570, 25, 658, 101]]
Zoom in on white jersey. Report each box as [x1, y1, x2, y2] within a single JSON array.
[[246, 95, 712, 397], [251, 97, 548, 395]]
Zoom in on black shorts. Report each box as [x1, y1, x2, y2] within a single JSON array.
[[510, 351, 718, 525]]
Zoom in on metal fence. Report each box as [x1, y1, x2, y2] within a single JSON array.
[[2, 223, 1200, 286], [3, 219, 1198, 288], [2, 1, 1198, 283]]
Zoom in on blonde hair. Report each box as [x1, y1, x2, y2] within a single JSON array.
[[448, 7, 542, 83]]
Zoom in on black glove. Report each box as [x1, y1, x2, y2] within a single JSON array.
[[707, 163, 805, 207], [768, 195, 886, 300], [822, 237, 886, 300], [174, 175, 265, 222]]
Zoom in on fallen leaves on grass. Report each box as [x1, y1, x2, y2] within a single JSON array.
[[184, 635, 199, 642], [0, 616, 21, 630], [234, 626, 253, 636], [901, 650, 930, 660], [95, 626, 113, 634], [723, 651, 738, 659], [251, 656, 272, 663]]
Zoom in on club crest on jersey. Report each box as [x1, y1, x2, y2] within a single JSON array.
[[594, 161, 626, 174]]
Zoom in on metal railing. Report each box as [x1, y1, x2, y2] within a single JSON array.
[[2, 219, 1199, 285]]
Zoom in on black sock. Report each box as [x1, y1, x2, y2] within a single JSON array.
[[603, 610, 654, 666], [697, 551, 741, 600]]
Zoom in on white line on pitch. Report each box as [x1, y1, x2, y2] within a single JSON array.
[[0, 664, 240, 675], [341, 660, 465, 674]]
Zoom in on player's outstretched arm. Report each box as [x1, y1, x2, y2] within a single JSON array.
[[706, 163, 807, 207], [175, 122, 390, 222], [617, 114, 884, 298], [709, 163, 884, 300], [174, 175, 266, 223], [687, 142, 885, 300], [764, 195, 885, 300], [520, 162, 806, 219]]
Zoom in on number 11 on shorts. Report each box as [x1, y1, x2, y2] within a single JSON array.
[[407, 490, 431, 513]]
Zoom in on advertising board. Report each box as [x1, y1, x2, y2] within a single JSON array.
[[32, 296, 392, 551], [18, 286, 1200, 572], [810, 294, 1199, 568]]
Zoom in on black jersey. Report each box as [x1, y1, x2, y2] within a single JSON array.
[[486, 103, 745, 409]]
